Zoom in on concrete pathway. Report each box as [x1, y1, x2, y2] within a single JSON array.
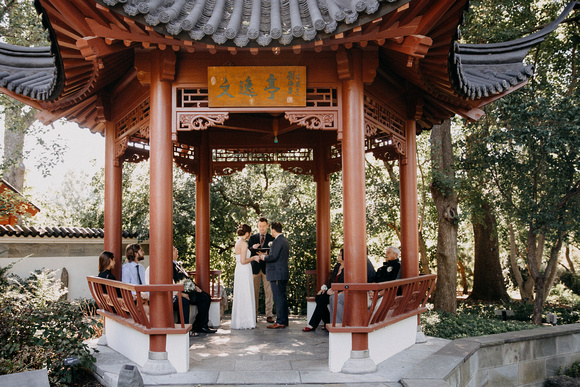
[[91, 315, 449, 386]]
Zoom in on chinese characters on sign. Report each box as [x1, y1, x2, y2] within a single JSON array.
[[208, 66, 307, 107]]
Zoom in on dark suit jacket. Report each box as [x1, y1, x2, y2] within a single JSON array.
[[248, 232, 275, 275], [263, 234, 290, 281]]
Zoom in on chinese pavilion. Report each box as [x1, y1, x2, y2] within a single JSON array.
[[1, 0, 577, 375]]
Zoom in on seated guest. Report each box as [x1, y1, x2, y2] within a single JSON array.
[[98, 250, 116, 281], [121, 243, 149, 300], [302, 249, 345, 332], [329, 251, 376, 324], [98, 250, 121, 297], [172, 246, 216, 334], [374, 246, 401, 282], [368, 246, 403, 313]]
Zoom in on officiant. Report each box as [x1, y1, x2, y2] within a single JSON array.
[[248, 217, 275, 323], [172, 246, 216, 334]]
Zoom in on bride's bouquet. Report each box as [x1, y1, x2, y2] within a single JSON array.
[[178, 277, 196, 294]]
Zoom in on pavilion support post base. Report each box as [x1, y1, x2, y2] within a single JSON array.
[[97, 334, 107, 346], [341, 350, 377, 374], [141, 351, 176, 375], [416, 324, 427, 343]]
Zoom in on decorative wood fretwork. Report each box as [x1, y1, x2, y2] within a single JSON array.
[[174, 143, 198, 175], [284, 111, 338, 130], [364, 93, 406, 158], [177, 88, 209, 108], [367, 132, 403, 162], [213, 164, 246, 177], [176, 87, 337, 109], [123, 142, 150, 164], [177, 112, 230, 131], [280, 162, 315, 176], [213, 148, 313, 163], [116, 98, 151, 140]]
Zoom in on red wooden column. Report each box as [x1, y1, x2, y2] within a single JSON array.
[[314, 140, 331, 288], [399, 118, 420, 278], [104, 120, 123, 280], [195, 130, 211, 292], [147, 50, 176, 353], [341, 48, 368, 352]]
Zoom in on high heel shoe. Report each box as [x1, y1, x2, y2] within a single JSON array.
[[302, 326, 315, 332]]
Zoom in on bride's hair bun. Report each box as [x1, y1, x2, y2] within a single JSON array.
[[237, 223, 251, 236]]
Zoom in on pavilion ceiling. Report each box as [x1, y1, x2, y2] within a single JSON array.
[[0, 0, 576, 135]]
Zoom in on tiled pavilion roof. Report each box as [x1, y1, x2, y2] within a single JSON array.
[[0, 224, 138, 238], [0, 1, 577, 132], [101, 0, 403, 47]]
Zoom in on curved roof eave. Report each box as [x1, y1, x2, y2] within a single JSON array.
[[450, 1, 579, 101]]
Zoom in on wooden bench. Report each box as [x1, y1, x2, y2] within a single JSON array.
[[325, 274, 436, 372], [86, 276, 191, 372]]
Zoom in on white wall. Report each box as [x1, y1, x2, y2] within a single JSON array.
[[0, 237, 147, 300]]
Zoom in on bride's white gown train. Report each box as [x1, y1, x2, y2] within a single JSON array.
[[231, 250, 256, 329]]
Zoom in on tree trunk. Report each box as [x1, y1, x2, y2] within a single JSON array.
[[418, 230, 431, 274], [457, 260, 468, 295], [2, 108, 29, 191], [508, 223, 534, 301], [528, 228, 564, 325], [565, 244, 575, 273], [469, 201, 510, 302], [430, 119, 458, 313]]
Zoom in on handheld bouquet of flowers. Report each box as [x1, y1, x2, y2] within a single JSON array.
[[178, 277, 196, 294]]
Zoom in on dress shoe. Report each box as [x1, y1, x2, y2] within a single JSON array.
[[266, 316, 275, 323], [267, 322, 286, 329], [199, 327, 217, 333], [302, 326, 315, 332]]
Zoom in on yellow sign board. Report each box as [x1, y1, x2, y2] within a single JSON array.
[[208, 66, 306, 107]]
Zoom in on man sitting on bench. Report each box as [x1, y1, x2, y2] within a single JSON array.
[[172, 246, 217, 334]]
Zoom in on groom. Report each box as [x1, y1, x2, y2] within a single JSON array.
[[258, 222, 289, 329]]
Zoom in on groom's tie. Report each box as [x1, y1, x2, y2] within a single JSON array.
[[260, 234, 265, 246]]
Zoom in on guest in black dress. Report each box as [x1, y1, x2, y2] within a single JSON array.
[[98, 251, 116, 281], [302, 249, 344, 332], [97, 250, 121, 297]]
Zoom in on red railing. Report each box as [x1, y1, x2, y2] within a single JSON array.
[[327, 274, 436, 333], [87, 276, 191, 335], [187, 270, 222, 301]]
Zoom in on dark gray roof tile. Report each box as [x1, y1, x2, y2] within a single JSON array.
[[452, 1, 579, 100], [0, 43, 57, 101], [0, 225, 140, 238]]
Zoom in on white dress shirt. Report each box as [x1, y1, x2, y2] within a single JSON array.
[[122, 261, 147, 285]]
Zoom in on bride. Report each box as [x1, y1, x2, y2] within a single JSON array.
[[231, 223, 257, 329]]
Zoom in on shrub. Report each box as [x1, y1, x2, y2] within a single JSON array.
[[560, 271, 580, 296], [562, 361, 580, 378], [0, 265, 102, 385], [421, 304, 538, 340]]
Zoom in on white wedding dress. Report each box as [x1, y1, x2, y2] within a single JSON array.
[[231, 249, 256, 329]]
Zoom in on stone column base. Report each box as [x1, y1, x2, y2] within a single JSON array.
[[341, 350, 377, 374], [142, 351, 176, 375]]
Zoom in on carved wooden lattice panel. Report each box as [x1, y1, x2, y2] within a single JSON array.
[[116, 98, 151, 139], [177, 88, 209, 108], [363, 94, 405, 138], [213, 148, 313, 163], [363, 93, 406, 159], [176, 87, 337, 109]]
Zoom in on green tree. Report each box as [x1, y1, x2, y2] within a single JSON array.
[[1, 0, 67, 222], [459, 0, 580, 323]]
